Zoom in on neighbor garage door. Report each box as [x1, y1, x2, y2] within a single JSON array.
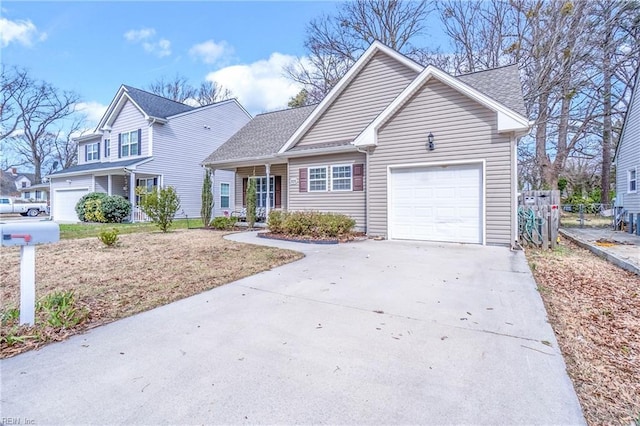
[[53, 189, 89, 222], [389, 163, 483, 244]]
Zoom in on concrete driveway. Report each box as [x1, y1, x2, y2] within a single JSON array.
[[1, 232, 584, 425]]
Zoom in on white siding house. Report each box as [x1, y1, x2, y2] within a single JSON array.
[[48, 85, 251, 222]]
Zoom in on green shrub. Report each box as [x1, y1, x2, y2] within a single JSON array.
[[136, 186, 181, 232], [101, 195, 131, 223], [75, 192, 131, 223], [211, 216, 236, 230], [98, 228, 119, 247], [37, 291, 88, 329], [270, 211, 355, 238], [267, 210, 285, 233], [84, 199, 106, 222], [76, 192, 108, 221], [246, 178, 257, 228], [201, 169, 214, 227]]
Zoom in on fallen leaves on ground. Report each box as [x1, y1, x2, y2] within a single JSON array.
[[526, 238, 640, 425], [0, 229, 303, 358]]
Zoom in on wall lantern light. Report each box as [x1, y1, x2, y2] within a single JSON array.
[[427, 132, 435, 151]]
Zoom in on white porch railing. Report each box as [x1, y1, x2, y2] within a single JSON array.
[[132, 206, 150, 222]]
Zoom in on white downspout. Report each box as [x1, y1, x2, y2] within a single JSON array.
[[129, 172, 136, 222], [265, 163, 271, 219], [356, 146, 369, 235]]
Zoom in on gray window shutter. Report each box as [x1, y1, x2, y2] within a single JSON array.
[[84, 145, 88, 162], [118, 134, 122, 158], [97, 143, 100, 160], [138, 129, 142, 155]]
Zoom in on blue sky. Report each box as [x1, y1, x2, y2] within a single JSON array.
[[2, 1, 446, 125]]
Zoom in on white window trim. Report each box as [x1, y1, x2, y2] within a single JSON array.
[[87, 142, 99, 161], [629, 167, 638, 194], [308, 166, 328, 192], [330, 164, 353, 192], [121, 130, 139, 157], [249, 176, 275, 208], [220, 182, 230, 209]]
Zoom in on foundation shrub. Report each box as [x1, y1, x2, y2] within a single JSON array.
[[271, 211, 355, 238]]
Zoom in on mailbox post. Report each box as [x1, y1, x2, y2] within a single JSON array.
[[0, 222, 60, 325]]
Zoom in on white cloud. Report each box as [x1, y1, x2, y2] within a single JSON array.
[[124, 28, 155, 42], [124, 28, 171, 58], [206, 53, 303, 114], [189, 40, 232, 65], [143, 38, 171, 58], [74, 101, 108, 126], [0, 17, 47, 48]]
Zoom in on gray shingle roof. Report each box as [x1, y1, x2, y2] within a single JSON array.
[[202, 105, 316, 164], [49, 157, 151, 176], [456, 65, 527, 117], [203, 64, 527, 165], [123, 85, 194, 119]]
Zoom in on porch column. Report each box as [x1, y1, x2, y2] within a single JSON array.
[[107, 175, 113, 196], [129, 172, 136, 222], [265, 163, 271, 219]]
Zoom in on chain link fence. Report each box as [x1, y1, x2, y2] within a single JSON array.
[[559, 203, 614, 228]]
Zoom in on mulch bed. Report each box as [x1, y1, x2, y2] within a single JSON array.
[[257, 232, 367, 244], [525, 238, 640, 425]]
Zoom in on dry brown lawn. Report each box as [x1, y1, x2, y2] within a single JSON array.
[[1, 229, 302, 358], [526, 238, 640, 425]]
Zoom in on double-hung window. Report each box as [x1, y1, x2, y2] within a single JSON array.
[[121, 130, 139, 157], [309, 167, 327, 191], [331, 165, 352, 191], [629, 168, 637, 193], [86, 143, 99, 161], [220, 183, 230, 208], [104, 139, 110, 158]]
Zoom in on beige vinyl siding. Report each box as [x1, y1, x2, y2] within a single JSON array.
[[234, 164, 288, 211], [369, 79, 514, 245], [616, 87, 640, 213], [108, 100, 149, 160], [294, 52, 418, 148], [288, 152, 366, 230]]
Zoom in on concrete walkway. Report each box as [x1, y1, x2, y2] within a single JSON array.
[[0, 233, 584, 425], [560, 227, 640, 275]]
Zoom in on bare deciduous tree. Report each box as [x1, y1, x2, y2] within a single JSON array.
[[438, 0, 639, 196], [147, 74, 232, 106], [285, 0, 433, 103], [0, 65, 30, 141], [6, 72, 81, 183]]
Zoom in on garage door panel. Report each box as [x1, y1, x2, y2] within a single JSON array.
[[53, 189, 88, 222], [390, 164, 482, 244]]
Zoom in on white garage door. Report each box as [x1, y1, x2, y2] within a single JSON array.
[[53, 189, 89, 222], [389, 164, 483, 244]]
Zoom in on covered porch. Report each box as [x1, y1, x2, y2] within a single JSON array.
[[209, 162, 288, 222]]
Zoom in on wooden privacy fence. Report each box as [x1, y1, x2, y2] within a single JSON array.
[[518, 190, 560, 249]]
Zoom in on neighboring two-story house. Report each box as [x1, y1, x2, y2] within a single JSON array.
[[0, 168, 46, 201], [48, 85, 251, 222]]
